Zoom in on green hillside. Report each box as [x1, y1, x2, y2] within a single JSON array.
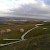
[[0, 21, 50, 50], [0, 34, 50, 50]]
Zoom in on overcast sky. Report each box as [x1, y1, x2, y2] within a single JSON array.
[[0, 0, 50, 19]]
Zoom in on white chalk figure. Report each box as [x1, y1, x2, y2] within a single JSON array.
[[20, 28, 24, 33], [6, 29, 11, 33]]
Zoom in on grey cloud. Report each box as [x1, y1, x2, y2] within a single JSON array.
[[10, 4, 50, 15], [0, 0, 50, 19]]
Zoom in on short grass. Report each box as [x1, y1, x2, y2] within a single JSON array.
[[25, 27, 50, 39], [25, 22, 50, 39], [0, 34, 50, 50]]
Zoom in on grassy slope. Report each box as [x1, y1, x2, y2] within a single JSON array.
[[15, 34, 50, 50], [0, 34, 50, 50], [0, 21, 50, 50], [25, 22, 50, 39]]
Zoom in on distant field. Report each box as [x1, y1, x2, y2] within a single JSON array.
[[0, 21, 39, 39]]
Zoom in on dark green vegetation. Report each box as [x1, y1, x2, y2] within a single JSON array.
[[0, 21, 50, 50], [0, 34, 50, 50], [0, 40, 17, 44], [25, 22, 50, 39]]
